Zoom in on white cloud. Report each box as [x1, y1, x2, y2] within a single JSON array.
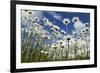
[[47, 12, 62, 21]]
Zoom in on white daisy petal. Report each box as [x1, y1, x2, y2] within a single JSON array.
[[52, 25, 60, 31], [63, 18, 70, 25], [61, 30, 66, 34], [72, 17, 79, 23], [33, 16, 40, 22], [43, 18, 49, 24]]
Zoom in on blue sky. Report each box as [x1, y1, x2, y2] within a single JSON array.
[[22, 10, 90, 35], [33, 10, 90, 34]]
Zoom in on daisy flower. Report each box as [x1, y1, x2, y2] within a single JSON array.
[[22, 10, 33, 20], [63, 18, 70, 25], [52, 25, 60, 31], [72, 17, 79, 23], [85, 23, 89, 27], [72, 31, 77, 35], [85, 27, 90, 32], [48, 22, 53, 27], [66, 35, 71, 41], [33, 16, 40, 22], [28, 11, 32, 14], [72, 16, 85, 32], [27, 11, 33, 19], [40, 50, 45, 53], [43, 18, 49, 24], [61, 30, 66, 34], [21, 10, 28, 21]]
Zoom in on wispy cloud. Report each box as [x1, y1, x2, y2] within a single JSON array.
[[47, 12, 62, 21]]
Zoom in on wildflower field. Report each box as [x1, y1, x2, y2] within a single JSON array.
[[21, 10, 90, 63]]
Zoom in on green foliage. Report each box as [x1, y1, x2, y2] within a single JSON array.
[[21, 29, 90, 63]]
